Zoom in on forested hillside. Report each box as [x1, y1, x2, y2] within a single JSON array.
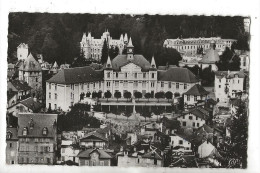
[[8, 13, 248, 65]]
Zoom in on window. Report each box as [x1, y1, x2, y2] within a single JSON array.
[[151, 82, 155, 88], [49, 92, 51, 99], [35, 138, 38, 143], [107, 72, 110, 78], [85, 160, 89, 166], [81, 84, 84, 90], [125, 73, 128, 78], [197, 123, 200, 127], [161, 82, 164, 88], [238, 79, 240, 84], [71, 84, 74, 90], [100, 161, 104, 166], [42, 127, 48, 136], [154, 159, 157, 165], [194, 96, 197, 101], [25, 138, 29, 143], [116, 73, 118, 78], [135, 73, 137, 78], [187, 95, 190, 101], [152, 73, 155, 78], [54, 104, 57, 110], [115, 81, 119, 87], [179, 140, 183, 145], [123, 81, 128, 87], [219, 85, 221, 88], [182, 122, 186, 126], [93, 83, 96, 88], [55, 93, 57, 99], [71, 102, 74, 106], [193, 122, 195, 127], [71, 93, 74, 99], [176, 83, 179, 89], [137, 158, 140, 163], [142, 82, 146, 88], [196, 117, 198, 120], [219, 79, 221, 83], [189, 116, 192, 120], [168, 82, 171, 88], [87, 83, 89, 89], [183, 115, 185, 119], [143, 73, 146, 78], [184, 84, 187, 89], [62, 148, 65, 153], [107, 82, 110, 87], [55, 84, 57, 90], [36, 77, 38, 82], [9, 143, 12, 148], [134, 81, 138, 88], [22, 127, 28, 136]]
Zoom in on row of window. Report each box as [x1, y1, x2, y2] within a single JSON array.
[[187, 95, 198, 101], [107, 72, 155, 79], [81, 160, 105, 166], [19, 157, 51, 164], [181, 121, 200, 127], [20, 138, 50, 143], [218, 78, 240, 84], [19, 146, 51, 152]]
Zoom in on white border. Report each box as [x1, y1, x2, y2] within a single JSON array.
[[0, 0, 259, 172]]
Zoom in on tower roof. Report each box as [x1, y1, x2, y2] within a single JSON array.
[[124, 33, 128, 42], [127, 37, 134, 47], [19, 53, 41, 72], [52, 61, 58, 68], [150, 56, 157, 69]]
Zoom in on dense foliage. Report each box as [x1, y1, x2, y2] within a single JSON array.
[[8, 13, 248, 65]]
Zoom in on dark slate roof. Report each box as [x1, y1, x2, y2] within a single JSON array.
[[80, 131, 108, 142], [182, 108, 208, 120], [18, 113, 57, 138], [19, 53, 42, 71], [7, 91, 17, 101], [7, 127, 18, 140], [142, 151, 163, 160], [20, 97, 42, 112], [77, 149, 112, 159], [215, 71, 245, 79], [7, 71, 16, 78], [199, 48, 220, 64], [158, 67, 200, 83], [8, 80, 32, 91], [196, 124, 214, 134], [206, 98, 217, 105], [230, 98, 240, 107], [184, 84, 209, 96], [111, 54, 152, 71], [47, 66, 103, 84]]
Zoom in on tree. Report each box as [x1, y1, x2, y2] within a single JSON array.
[[145, 92, 151, 102], [134, 91, 142, 101], [97, 91, 102, 99], [114, 91, 122, 102], [101, 39, 109, 64], [165, 91, 173, 102], [86, 92, 91, 97], [92, 91, 98, 98], [155, 91, 164, 102], [104, 91, 112, 102], [124, 91, 132, 102], [80, 93, 85, 100], [142, 106, 151, 122], [230, 100, 248, 168]]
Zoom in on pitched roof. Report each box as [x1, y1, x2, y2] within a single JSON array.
[[111, 54, 152, 71], [8, 63, 15, 69], [215, 71, 245, 79], [158, 67, 200, 83], [8, 80, 32, 91], [183, 108, 208, 120], [47, 66, 103, 84], [7, 127, 18, 140], [184, 84, 209, 96], [77, 149, 112, 159], [142, 151, 163, 160], [18, 113, 57, 138], [80, 131, 108, 142], [7, 90, 17, 101], [19, 53, 41, 71], [20, 97, 42, 112]]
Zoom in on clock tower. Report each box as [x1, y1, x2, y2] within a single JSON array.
[[127, 37, 134, 61]]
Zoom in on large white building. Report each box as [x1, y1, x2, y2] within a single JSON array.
[[46, 38, 201, 111], [214, 71, 245, 103], [80, 31, 127, 61], [163, 37, 236, 55]]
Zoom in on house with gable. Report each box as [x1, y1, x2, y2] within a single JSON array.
[[78, 148, 112, 166]]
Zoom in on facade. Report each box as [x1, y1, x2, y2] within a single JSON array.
[[78, 149, 112, 166], [61, 146, 80, 163], [183, 84, 209, 109], [117, 150, 163, 167], [79, 131, 108, 149], [197, 141, 217, 158], [177, 109, 208, 128], [17, 43, 29, 60], [169, 133, 192, 150], [46, 38, 201, 111], [6, 127, 19, 164], [19, 53, 42, 96], [80, 31, 126, 61], [239, 53, 250, 71], [215, 71, 245, 103], [244, 18, 250, 33], [163, 37, 236, 55], [17, 113, 58, 165], [7, 80, 31, 100]]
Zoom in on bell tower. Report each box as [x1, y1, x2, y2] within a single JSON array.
[[127, 37, 134, 61]]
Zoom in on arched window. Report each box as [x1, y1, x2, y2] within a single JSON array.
[[6, 131, 12, 139], [29, 118, 34, 129], [42, 127, 48, 136]]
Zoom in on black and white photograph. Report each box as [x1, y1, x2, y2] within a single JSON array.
[[1, 0, 260, 172]]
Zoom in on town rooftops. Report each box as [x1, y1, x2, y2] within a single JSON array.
[[158, 67, 200, 83], [19, 53, 41, 72], [19, 97, 42, 112], [47, 66, 103, 84], [77, 148, 112, 159], [7, 90, 17, 101], [18, 113, 57, 138], [184, 84, 209, 96], [111, 54, 152, 71], [8, 80, 31, 91], [215, 71, 245, 79], [180, 108, 209, 120]]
